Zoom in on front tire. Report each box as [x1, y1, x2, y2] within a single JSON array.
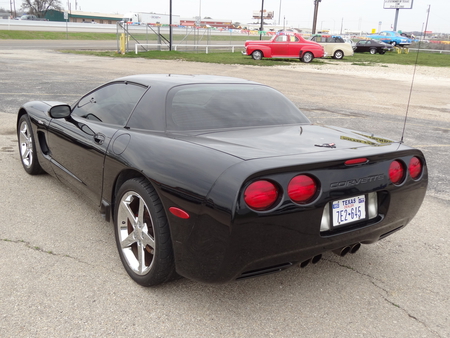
[[332, 50, 344, 59], [114, 178, 175, 286], [251, 50, 263, 60], [390, 41, 397, 46], [18, 114, 43, 175], [301, 52, 314, 63]]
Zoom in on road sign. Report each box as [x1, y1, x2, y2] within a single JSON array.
[[383, 0, 414, 9]]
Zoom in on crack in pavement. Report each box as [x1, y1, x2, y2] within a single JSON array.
[[1, 237, 123, 278], [323, 257, 443, 338]]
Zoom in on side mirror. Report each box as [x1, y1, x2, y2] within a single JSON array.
[[49, 105, 71, 119]]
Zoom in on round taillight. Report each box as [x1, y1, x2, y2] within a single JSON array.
[[244, 180, 279, 211], [288, 175, 317, 204], [409, 157, 422, 180], [389, 160, 405, 184]]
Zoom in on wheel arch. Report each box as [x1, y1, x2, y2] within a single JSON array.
[[109, 168, 152, 223]]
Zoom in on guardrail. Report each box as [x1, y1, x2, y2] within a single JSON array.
[[135, 43, 243, 54]]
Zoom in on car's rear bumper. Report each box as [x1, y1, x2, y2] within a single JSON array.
[[169, 149, 428, 284]]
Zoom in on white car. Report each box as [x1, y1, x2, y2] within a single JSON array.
[[310, 34, 354, 59]]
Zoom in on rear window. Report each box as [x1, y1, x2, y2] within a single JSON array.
[[166, 84, 310, 131]]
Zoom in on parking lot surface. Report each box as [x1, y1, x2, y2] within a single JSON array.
[[0, 49, 449, 337]]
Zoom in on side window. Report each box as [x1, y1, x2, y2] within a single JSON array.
[[290, 35, 298, 42], [275, 35, 288, 42], [72, 82, 147, 125]]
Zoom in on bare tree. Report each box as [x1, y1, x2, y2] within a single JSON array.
[[21, 0, 63, 18]]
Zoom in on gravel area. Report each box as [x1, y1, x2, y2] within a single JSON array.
[[277, 61, 450, 87]]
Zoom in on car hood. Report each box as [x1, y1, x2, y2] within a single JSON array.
[[171, 124, 398, 160]]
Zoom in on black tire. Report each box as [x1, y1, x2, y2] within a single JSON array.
[[379, 50, 386, 55], [301, 52, 314, 63], [251, 50, 263, 60], [114, 177, 175, 286], [333, 50, 344, 59], [17, 114, 44, 175], [390, 41, 397, 46], [369, 48, 377, 55]]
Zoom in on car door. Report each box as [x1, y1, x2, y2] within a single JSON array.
[[46, 81, 147, 205], [287, 35, 302, 56], [358, 40, 369, 52], [270, 35, 289, 56]]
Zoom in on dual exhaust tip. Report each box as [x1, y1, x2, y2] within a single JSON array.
[[333, 243, 361, 257], [299, 243, 361, 268]]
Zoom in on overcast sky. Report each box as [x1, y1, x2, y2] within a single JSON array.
[[4, 0, 447, 33]]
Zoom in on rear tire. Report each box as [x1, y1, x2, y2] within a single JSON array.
[[114, 178, 175, 286], [17, 114, 44, 175], [369, 48, 377, 55], [332, 50, 344, 59], [301, 52, 314, 63], [251, 50, 263, 60]]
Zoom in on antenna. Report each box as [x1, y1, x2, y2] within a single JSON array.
[[400, 4, 431, 144]]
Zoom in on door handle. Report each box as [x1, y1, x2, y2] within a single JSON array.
[[94, 133, 105, 145]]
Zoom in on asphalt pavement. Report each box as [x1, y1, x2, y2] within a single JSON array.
[[0, 48, 449, 337]]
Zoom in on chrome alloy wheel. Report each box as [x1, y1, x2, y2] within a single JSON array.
[[19, 119, 34, 168], [117, 191, 156, 276]]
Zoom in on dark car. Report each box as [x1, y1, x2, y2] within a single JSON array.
[[17, 74, 428, 286], [354, 39, 394, 54]]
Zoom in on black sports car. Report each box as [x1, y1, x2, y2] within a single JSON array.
[[17, 74, 427, 286], [354, 39, 394, 54]]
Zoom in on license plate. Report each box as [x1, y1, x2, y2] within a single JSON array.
[[332, 195, 366, 227]]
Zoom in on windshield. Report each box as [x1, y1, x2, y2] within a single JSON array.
[[166, 84, 310, 131]]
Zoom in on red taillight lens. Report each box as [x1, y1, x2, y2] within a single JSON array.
[[345, 158, 368, 166], [244, 180, 279, 211], [389, 160, 405, 184], [288, 175, 317, 204], [409, 157, 422, 180]]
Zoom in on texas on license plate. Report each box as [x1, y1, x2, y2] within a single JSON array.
[[332, 195, 366, 227]]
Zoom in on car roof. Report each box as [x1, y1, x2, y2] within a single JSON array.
[[114, 74, 258, 88]]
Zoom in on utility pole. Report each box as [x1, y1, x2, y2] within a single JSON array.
[[169, 0, 172, 51], [259, 0, 264, 40], [312, 0, 321, 34]]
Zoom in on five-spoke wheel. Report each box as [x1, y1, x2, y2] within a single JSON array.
[[115, 178, 175, 286], [18, 114, 43, 175]]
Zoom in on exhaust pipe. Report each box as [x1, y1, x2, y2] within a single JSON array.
[[333, 243, 361, 257], [299, 258, 311, 268], [311, 254, 322, 264], [333, 246, 351, 257], [350, 243, 361, 254]]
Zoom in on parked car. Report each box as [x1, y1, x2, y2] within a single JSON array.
[[367, 31, 411, 47], [310, 34, 354, 59], [343, 37, 357, 50], [17, 74, 427, 286], [354, 39, 394, 54], [243, 32, 324, 63]]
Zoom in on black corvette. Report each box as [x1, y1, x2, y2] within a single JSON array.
[[17, 74, 427, 286]]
